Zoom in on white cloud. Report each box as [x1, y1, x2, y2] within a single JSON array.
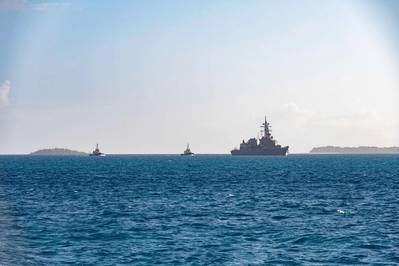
[[271, 102, 398, 152], [31, 2, 70, 11], [276, 102, 315, 127], [0, 80, 11, 106], [275, 102, 392, 129]]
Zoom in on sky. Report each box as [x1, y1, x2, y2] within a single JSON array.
[[0, 0, 398, 154]]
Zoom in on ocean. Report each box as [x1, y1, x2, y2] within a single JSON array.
[[0, 155, 398, 265]]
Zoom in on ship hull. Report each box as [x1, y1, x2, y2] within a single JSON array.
[[231, 147, 288, 156], [181, 153, 194, 156]]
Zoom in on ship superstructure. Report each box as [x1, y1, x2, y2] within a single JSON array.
[[90, 143, 105, 156], [181, 143, 194, 156], [231, 117, 289, 156]]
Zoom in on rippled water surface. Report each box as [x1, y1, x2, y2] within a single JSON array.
[[0, 155, 399, 265]]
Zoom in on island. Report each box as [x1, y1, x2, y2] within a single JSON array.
[[310, 146, 399, 154], [30, 148, 87, 156]]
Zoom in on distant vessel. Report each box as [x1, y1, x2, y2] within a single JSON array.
[[181, 144, 194, 156], [90, 144, 105, 156], [231, 117, 289, 156]]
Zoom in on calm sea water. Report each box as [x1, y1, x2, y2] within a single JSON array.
[[0, 155, 398, 265]]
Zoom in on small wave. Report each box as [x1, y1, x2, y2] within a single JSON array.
[[272, 215, 289, 221], [337, 209, 351, 215], [292, 236, 308, 245], [358, 244, 388, 250]]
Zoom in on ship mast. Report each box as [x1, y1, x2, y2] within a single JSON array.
[[262, 116, 272, 139]]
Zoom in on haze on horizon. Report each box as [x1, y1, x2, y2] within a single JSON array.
[[0, 0, 398, 154]]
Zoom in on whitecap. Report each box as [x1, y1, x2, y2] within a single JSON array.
[[337, 209, 350, 215]]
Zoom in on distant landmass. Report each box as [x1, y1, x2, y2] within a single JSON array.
[[310, 146, 399, 154], [30, 148, 87, 156]]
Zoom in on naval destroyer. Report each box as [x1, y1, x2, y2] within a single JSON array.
[[231, 117, 289, 156]]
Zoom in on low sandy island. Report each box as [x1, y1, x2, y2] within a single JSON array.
[[310, 146, 399, 154], [30, 148, 87, 156]]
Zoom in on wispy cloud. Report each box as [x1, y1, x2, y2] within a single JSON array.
[[0, 0, 27, 10], [0, 80, 11, 107], [0, 0, 69, 11], [275, 102, 393, 129], [272, 102, 398, 151], [31, 1, 70, 11]]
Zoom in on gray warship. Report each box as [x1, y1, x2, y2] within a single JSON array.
[[231, 117, 289, 156]]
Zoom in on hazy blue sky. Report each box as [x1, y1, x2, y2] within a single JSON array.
[[0, 0, 398, 154]]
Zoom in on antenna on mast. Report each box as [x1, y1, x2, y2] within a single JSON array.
[[262, 115, 273, 139]]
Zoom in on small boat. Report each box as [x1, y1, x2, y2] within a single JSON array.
[[89, 144, 105, 156], [181, 143, 194, 156]]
